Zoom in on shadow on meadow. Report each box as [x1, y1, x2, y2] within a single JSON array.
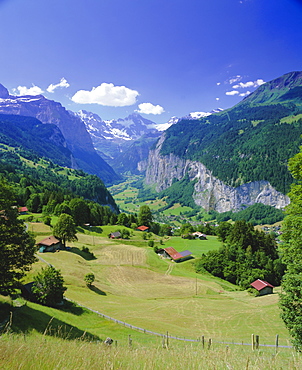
[[10, 302, 100, 341], [88, 285, 107, 296], [69, 246, 96, 260]]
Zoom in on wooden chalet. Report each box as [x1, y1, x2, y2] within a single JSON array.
[[158, 247, 192, 262], [136, 225, 149, 232], [37, 236, 62, 253], [18, 206, 28, 214], [110, 231, 121, 239], [192, 231, 207, 240], [250, 279, 274, 296]]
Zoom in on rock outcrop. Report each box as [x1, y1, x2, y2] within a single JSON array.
[[145, 133, 289, 212]]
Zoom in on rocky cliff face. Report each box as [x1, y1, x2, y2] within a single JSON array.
[[145, 133, 289, 212]]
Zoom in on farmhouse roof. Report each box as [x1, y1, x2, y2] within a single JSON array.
[[163, 247, 192, 261], [250, 279, 274, 291], [18, 206, 28, 213], [37, 236, 60, 247], [111, 231, 121, 238], [137, 225, 149, 231], [179, 250, 192, 258]]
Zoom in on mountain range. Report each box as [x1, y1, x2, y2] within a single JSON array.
[[145, 71, 302, 212], [0, 85, 120, 184], [0, 71, 301, 213]]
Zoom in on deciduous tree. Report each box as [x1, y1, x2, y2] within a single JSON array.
[[53, 213, 77, 247], [280, 146, 302, 350]]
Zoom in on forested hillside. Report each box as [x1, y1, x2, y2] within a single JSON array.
[[0, 114, 73, 168], [159, 72, 302, 194], [0, 144, 119, 221]]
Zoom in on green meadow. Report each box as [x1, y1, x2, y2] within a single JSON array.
[[25, 222, 290, 345], [1, 220, 299, 368]]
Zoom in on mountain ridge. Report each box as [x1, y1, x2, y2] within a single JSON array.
[[0, 86, 120, 184], [144, 71, 302, 211]]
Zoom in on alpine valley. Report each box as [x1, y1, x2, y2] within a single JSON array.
[[0, 71, 302, 214]]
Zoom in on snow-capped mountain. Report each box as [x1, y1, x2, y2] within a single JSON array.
[[73, 110, 162, 167], [154, 108, 224, 131], [74, 110, 159, 142], [73, 107, 224, 174], [0, 84, 120, 184]]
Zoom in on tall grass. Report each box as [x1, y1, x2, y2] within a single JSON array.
[[0, 332, 301, 370]]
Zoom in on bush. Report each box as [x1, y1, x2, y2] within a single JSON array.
[[81, 246, 95, 259], [84, 273, 95, 287], [148, 240, 154, 248], [43, 215, 52, 226], [32, 266, 66, 307], [153, 245, 160, 253]]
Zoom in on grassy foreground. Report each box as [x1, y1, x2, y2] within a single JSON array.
[[1, 220, 299, 368], [0, 332, 301, 370]]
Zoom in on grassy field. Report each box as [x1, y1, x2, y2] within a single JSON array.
[[165, 235, 223, 256], [21, 222, 291, 348], [1, 331, 300, 370], [1, 219, 300, 368]]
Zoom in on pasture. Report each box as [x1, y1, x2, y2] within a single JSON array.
[[29, 224, 291, 348], [1, 331, 300, 370]]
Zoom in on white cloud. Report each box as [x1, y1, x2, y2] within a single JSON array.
[[233, 79, 265, 89], [47, 78, 70, 93], [216, 97, 220, 101], [136, 102, 165, 115], [71, 83, 139, 106], [226, 90, 239, 96], [239, 91, 251, 97], [256, 79, 265, 86], [233, 81, 254, 89], [228, 75, 242, 84], [216, 82, 221, 86], [15, 84, 44, 96]]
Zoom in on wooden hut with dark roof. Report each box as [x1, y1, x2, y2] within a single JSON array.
[[37, 236, 61, 253]]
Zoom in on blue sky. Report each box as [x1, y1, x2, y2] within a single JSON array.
[[0, 0, 302, 124]]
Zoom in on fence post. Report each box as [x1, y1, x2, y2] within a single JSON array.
[[252, 334, 255, 350], [166, 331, 169, 348], [128, 335, 132, 347], [275, 334, 279, 353], [202, 335, 205, 349], [208, 338, 212, 350], [162, 336, 166, 348], [255, 335, 259, 350]]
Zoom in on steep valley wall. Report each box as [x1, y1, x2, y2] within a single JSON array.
[[145, 134, 289, 212]]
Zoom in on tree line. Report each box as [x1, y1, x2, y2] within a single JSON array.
[[195, 220, 285, 289]]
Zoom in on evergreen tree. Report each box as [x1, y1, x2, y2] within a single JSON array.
[[280, 146, 302, 350], [138, 205, 152, 227], [0, 180, 36, 293]]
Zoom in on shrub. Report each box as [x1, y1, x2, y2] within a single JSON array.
[[84, 273, 95, 287]]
